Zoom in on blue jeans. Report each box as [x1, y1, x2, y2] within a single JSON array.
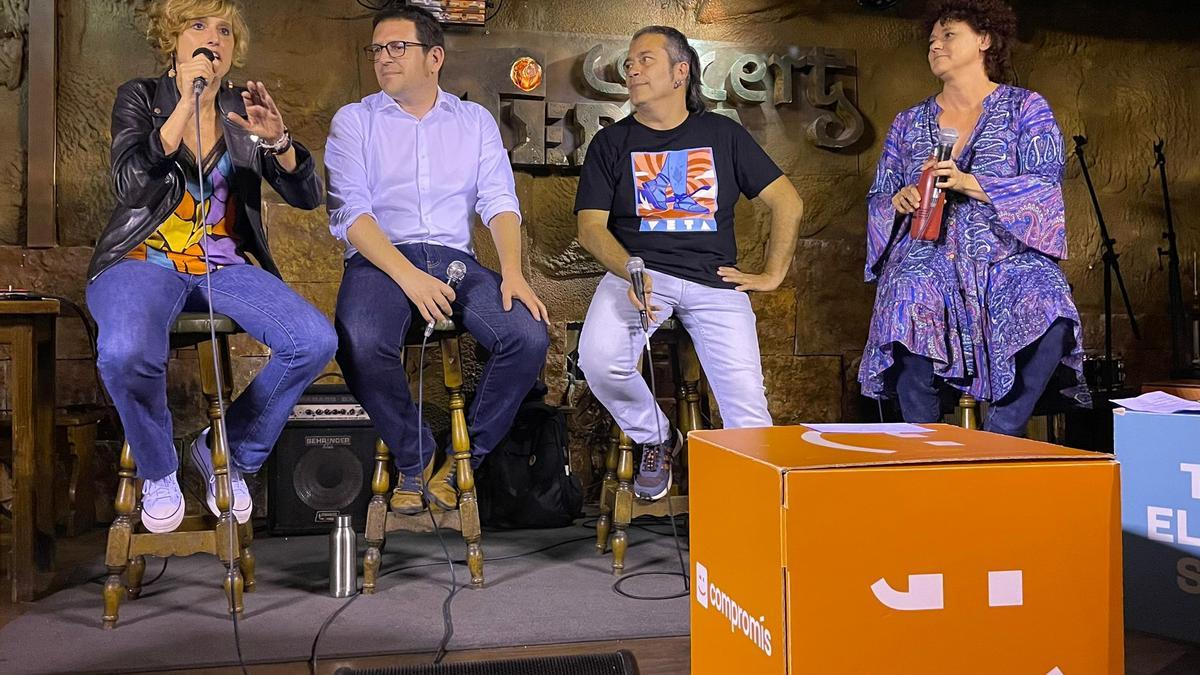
[[893, 318, 1072, 437], [334, 243, 550, 476], [87, 260, 337, 480]]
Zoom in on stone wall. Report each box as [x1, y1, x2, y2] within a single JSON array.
[[2, 1, 1199, 461]]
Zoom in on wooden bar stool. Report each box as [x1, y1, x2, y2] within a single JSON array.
[[595, 319, 705, 574], [55, 406, 107, 536], [102, 312, 254, 629], [363, 318, 484, 594]]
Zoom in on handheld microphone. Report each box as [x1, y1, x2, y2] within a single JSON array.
[[626, 257, 650, 332], [911, 127, 959, 241], [424, 260, 467, 338], [191, 47, 216, 97]]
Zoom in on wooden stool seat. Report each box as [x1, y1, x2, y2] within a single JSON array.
[[362, 316, 486, 594], [101, 312, 254, 629], [595, 319, 703, 574]]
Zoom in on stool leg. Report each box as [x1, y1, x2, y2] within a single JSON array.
[[102, 441, 136, 629], [126, 555, 146, 599], [442, 336, 484, 586], [680, 336, 704, 434], [611, 432, 635, 574], [199, 337, 244, 616], [213, 431, 244, 616], [239, 521, 256, 593], [596, 422, 619, 553], [363, 438, 390, 595], [222, 551, 245, 617], [674, 390, 692, 437], [958, 393, 980, 430], [67, 422, 98, 535], [679, 336, 703, 492]]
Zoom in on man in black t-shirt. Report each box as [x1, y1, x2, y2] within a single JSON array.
[[574, 26, 804, 501]]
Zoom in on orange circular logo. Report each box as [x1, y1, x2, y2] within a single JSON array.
[[510, 56, 543, 93]]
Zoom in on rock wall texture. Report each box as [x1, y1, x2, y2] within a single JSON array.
[[2, 1, 1199, 469]]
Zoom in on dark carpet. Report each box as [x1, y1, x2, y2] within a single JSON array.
[[0, 519, 690, 674]]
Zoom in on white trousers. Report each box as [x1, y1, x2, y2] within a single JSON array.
[[578, 270, 772, 445]]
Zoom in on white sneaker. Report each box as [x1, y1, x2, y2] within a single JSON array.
[[189, 428, 252, 524], [140, 473, 184, 533]]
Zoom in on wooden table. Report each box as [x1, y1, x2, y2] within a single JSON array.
[[1142, 380, 1200, 402], [1, 299, 59, 601]]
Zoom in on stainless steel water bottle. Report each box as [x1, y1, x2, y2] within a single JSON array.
[[329, 514, 357, 598]]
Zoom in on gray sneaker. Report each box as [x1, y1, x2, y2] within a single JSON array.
[[633, 429, 681, 501]]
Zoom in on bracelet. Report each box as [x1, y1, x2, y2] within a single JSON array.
[[258, 128, 292, 155]]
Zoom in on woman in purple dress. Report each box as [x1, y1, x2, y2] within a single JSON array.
[[858, 0, 1087, 436]]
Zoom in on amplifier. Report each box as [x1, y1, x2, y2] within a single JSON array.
[[288, 383, 370, 423], [268, 384, 384, 535]]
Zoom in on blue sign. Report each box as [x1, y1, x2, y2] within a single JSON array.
[[1117, 409, 1200, 643]]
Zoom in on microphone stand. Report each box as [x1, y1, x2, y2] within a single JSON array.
[[192, 78, 249, 669], [1073, 135, 1140, 393], [1154, 139, 1193, 377]]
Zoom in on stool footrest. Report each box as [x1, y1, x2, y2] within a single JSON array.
[[631, 494, 689, 519], [130, 531, 217, 558]]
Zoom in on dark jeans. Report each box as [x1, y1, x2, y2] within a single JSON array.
[[86, 260, 337, 480], [893, 319, 1073, 437], [334, 243, 550, 476]]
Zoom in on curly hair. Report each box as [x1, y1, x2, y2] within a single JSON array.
[[147, 0, 249, 67], [923, 0, 1017, 83]]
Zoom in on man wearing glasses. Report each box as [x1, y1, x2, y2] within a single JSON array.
[[325, 5, 549, 515]]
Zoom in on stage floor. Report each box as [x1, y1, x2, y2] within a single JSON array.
[[2, 518, 1199, 674], [0, 519, 691, 674]]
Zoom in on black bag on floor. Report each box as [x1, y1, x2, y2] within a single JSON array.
[[476, 387, 582, 529]]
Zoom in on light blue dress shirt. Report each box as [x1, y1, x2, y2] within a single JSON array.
[[325, 88, 521, 258]]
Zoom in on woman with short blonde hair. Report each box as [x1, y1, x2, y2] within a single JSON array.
[[146, 0, 251, 67], [86, 0, 336, 533]]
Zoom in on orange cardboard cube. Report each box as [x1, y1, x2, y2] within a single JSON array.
[[688, 424, 1122, 674]]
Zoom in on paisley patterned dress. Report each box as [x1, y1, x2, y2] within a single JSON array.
[[858, 84, 1087, 403]]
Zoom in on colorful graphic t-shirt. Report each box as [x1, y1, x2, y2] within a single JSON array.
[[126, 139, 246, 274], [574, 111, 782, 288]]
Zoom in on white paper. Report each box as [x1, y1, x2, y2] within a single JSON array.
[[803, 423, 932, 434], [1111, 390, 1200, 414]]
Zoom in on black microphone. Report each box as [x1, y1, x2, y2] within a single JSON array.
[[191, 47, 216, 97], [626, 257, 650, 332], [424, 260, 467, 338], [931, 126, 958, 179]]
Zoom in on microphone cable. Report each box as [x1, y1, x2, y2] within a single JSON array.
[[308, 527, 599, 673], [611, 273, 690, 602], [192, 81, 250, 675], [308, 302, 462, 672], [414, 327, 461, 665]]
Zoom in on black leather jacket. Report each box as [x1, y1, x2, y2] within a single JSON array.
[[87, 72, 323, 281]]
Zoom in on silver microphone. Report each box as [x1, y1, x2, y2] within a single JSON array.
[[424, 260, 467, 338], [626, 257, 649, 332]]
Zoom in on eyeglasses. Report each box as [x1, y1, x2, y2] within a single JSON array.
[[363, 40, 429, 62]]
